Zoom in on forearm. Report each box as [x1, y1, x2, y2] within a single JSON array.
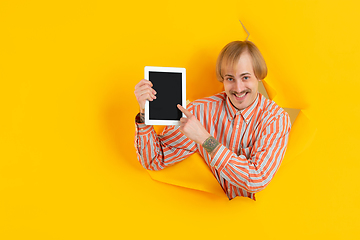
[[202, 137, 267, 192], [134, 119, 161, 170], [202, 112, 291, 193], [135, 113, 197, 170], [209, 145, 273, 193], [209, 135, 289, 193]]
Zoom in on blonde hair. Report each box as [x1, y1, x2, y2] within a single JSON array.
[[216, 41, 267, 82]]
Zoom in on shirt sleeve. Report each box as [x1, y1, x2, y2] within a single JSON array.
[[209, 112, 291, 193], [134, 113, 198, 171]]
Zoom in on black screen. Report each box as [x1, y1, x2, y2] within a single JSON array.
[[149, 71, 182, 120]]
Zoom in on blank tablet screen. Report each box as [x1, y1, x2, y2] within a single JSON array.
[[149, 71, 182, 120]]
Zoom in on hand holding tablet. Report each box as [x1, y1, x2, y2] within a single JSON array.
[[143, 66, 186, 125], [134, 79, 157, 112]]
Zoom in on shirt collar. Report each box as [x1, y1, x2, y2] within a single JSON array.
[[225, 92, 260, 123]]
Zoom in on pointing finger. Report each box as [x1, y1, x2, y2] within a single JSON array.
[[177, 104, 192, 118]]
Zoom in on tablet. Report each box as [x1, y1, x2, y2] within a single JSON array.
[[144, 66, 186, 125]]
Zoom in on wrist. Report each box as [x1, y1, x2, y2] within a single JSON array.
[[139, 112, 145, 123], [136, 112, 145, 124], [199, 133, 211, 145], [202, 136, 220, 155]]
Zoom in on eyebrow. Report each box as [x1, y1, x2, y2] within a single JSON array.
[[240, 72, 251, 77], [225, 72, 251, 77]]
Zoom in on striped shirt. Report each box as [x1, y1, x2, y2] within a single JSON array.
[[134, 92, 291, 200]]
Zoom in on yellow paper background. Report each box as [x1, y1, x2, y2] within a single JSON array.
[[1, 0, 360, 239]]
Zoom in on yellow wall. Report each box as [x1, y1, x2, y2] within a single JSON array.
[[1, 0, 359, 239]]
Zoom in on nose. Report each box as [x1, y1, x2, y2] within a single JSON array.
[[234, 80, 246, 93]]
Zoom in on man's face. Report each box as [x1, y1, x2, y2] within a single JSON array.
[[222, 52, 259, 110]]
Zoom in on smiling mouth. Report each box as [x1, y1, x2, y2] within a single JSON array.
[[233, 91, 249, 100]]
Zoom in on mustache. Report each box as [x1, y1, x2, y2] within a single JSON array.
[[230, 90, 251, 95]]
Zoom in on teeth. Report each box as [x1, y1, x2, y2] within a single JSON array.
[[235, 92, 246, 98]]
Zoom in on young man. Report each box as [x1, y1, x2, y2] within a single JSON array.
[[134, 41, 291, 200]]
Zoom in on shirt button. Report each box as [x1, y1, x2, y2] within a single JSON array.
[[236, 125, 239, 129]]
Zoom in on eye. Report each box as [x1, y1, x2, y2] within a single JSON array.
[[243, 76, 250, 80], [226, 77, 234, 81]]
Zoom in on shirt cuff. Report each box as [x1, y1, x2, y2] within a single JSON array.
[[210, 145, 232, 173]]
